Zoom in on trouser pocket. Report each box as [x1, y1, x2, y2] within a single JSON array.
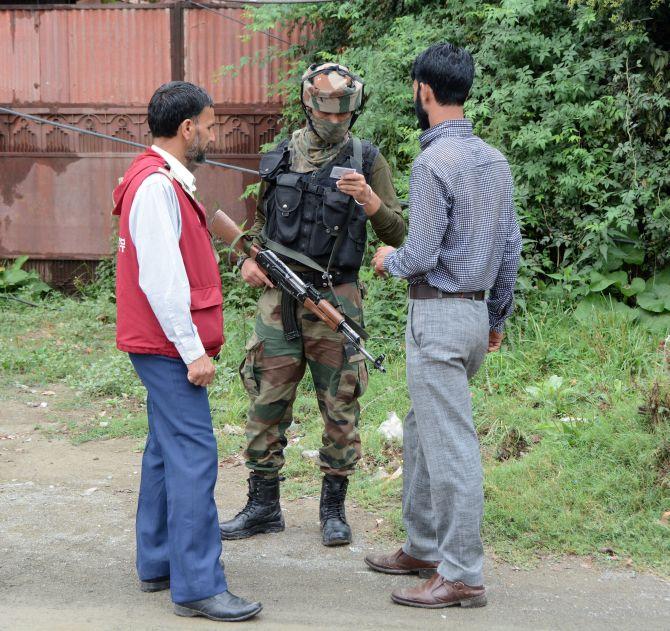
[[239, 335, 264, 397]]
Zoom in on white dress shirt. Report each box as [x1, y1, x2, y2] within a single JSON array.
[[128, 145, 205, 364]]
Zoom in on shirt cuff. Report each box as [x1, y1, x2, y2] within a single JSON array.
[[488, 310, 508, 333], [174, 335, 207, 365]]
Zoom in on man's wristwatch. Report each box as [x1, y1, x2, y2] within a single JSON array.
[[236, 255, 249, 271]]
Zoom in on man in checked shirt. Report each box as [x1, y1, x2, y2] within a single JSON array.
[[367, 43, 522, 609]]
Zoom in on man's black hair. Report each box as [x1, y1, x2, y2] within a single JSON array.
[[148, 81, 214, 138], [411, 43, 475, 106]]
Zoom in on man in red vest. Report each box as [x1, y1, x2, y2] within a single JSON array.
[[112, 81, 261, 622]]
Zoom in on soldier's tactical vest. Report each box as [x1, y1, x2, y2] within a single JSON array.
[[259, 137, 379, 278]]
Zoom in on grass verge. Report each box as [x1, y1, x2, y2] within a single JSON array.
[[1, 288, 668, 574]]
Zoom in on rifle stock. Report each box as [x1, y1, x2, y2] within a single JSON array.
[[211, 210, 259, 258]]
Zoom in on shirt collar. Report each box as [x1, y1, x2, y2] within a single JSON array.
[[151, 144, 197, 195], [419, 118, 473, 149]]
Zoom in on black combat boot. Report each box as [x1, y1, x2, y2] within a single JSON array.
[[220, 474, 284, 540], [320, 474, 352, 546]]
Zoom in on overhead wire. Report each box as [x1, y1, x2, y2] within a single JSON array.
[[186, 1, 294, 46], [0, 106, 259, 176]]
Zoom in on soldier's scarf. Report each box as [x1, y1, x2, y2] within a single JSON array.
[[289, 121, 351, 173]]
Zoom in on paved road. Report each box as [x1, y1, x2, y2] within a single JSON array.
[[1, 391, 669, 630]]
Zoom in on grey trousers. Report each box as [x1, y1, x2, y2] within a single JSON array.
[[401, 297, 489, 586]]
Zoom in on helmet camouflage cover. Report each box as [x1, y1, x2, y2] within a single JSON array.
[[301, 63, 364, 114]]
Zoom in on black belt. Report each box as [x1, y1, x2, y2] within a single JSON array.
[[409, 284, 485, 300], [295, 269, 358, 288]]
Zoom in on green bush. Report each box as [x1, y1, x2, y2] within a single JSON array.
[[245, 0, 670, 320]]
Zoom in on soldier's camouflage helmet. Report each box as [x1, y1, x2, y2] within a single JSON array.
[[301, 63, 365, 114]]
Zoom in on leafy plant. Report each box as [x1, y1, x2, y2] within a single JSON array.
[[0, 256, 50, 297], [525, 374, 578, 416]]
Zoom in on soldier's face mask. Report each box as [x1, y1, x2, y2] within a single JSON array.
[[310, 114, 352, 145]]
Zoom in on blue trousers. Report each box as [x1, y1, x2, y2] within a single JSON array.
[[129, 353, 227, 604]]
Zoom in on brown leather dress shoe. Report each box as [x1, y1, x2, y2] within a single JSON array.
[[364, 548, 438, 578], [391, 572, 487, 609]]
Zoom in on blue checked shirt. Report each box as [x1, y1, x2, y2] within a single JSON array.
[[384, 119, 521, 332]]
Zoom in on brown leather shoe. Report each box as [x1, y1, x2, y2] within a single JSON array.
[[364, 548, 438, 578], [391, 572, 487, 609]]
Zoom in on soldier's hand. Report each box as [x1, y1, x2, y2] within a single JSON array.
[[241, 258, 274, 288], [336, 173, 380, 216], [336, 172, 368, 198], [187, 354, 216, 387]]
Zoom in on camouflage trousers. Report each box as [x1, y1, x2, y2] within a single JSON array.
[[240, 283, 368, 478]]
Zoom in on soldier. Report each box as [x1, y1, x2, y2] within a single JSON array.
[[220, 63, 405, 546]]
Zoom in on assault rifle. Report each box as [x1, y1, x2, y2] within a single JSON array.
[[211, 210, 386, 373]]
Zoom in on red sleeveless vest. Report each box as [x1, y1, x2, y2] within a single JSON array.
[[112, 149, 223, 359]]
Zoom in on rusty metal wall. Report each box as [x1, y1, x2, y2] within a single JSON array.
[[0, 6, 173, 106], [184, 7, 308, 105], [0, 3, 306, 107], [0, 113, 275, 259], [0, 3, 304, 267], [16, 258, 99, 292]]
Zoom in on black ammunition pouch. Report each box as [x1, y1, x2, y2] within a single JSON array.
[[259, 145, 290, 181], [273, 173, 303, 243]]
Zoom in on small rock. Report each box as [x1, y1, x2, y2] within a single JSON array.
[[83, 487, 98, 496], [222, 424, 244, 436], [378, 411, 403, 444], [660, 510, 670, 527], [39, 402, 48, 408], [99, 421, 109, 427], [371, 468, 390, 481], [301, 449, 320, 462], [388, 466, 403, 481], [41, 390, 56, 396]]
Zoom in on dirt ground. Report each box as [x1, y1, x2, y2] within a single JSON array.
[[1, 387, 669, 631]]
